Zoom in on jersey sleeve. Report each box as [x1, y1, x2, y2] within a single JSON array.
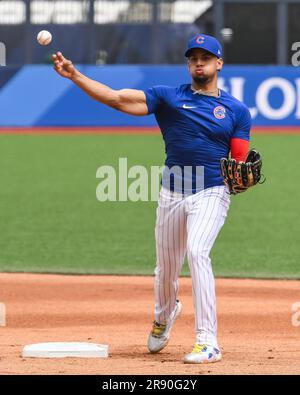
[[143, 85, 170, 114], [232, 105, 252, 141]]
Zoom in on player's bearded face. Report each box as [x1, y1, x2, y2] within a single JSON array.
[[187, 50, 223, 84]]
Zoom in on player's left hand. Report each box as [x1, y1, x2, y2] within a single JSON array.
[[220, 149, 264, 195]]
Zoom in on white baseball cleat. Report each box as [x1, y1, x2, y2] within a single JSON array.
[[147, 300, 182, 354], [183, 343, 222, 364]]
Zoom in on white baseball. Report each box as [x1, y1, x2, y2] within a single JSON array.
[[37, 30, 52, 46]]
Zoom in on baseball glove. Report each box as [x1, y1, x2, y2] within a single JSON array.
[[220, 149, 264, 195]]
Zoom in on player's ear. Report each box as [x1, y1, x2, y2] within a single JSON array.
[[217, 58, 224, 72], [187, 58, 191, 71]]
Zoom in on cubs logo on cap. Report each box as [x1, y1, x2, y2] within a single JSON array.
[[213, 106, 226, 119], [196, 35, 205, 44], [185, 34, 223, 58]]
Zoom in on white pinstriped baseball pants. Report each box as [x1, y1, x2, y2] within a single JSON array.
[[154, 185, 230, 348]]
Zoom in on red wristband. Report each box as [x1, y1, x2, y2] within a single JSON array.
[[230, 138, 249, 162]]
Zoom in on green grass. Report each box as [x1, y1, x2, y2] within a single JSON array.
[[0, 132, 299, 279]]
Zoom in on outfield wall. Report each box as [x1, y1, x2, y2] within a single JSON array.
[[0, 65, 299, 127]]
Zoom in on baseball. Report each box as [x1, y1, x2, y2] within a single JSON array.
[[37, 30, 52, 46]]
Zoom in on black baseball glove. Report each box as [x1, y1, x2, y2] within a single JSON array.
[[220, 149, 264, 195]]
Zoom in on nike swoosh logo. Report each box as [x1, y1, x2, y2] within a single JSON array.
[[183, 104, 197, 109]]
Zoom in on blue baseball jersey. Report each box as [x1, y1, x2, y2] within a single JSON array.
[[143, 83, 252, 193]]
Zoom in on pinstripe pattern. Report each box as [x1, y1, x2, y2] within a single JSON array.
[[154, 185, 230, 346], [154, 187, 187, 324]]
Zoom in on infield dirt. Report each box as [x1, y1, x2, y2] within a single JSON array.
[[0, 273, 299, 375]]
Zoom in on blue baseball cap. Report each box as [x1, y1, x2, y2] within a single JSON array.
[[185, 34, 223, 58]]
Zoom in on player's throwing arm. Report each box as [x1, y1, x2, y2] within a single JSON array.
[[52, 51, 148, 116]]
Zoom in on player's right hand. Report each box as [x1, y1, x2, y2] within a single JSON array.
[[52, 51, 76, 79]]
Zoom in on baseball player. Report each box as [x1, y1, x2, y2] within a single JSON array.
[[52, 34, 254, 364]]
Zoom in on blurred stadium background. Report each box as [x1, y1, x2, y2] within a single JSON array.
[[0, 0, 299, 278], [0, 0, 299, 64]]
